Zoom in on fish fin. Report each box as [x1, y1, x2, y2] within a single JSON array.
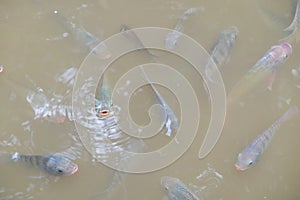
[[258, 4, 290, 29], [278, 106, 298, 123], [284, 23, 296, 32], [147, 51, 160, 59], [266, 70, 277, 91], [279, 29, 300, 43], [121, 24, 159, 59], [284, 0, 300, 32]]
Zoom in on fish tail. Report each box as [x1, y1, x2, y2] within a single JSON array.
[[278, 32, 296, 46], [278, 106, 298, 124], [284, 23, 296, 32], [0, 151, 13, 163], [140, 66, 163, 105], [54, 10, 73, 30], [182, 6, 203, 19], [284, 0, 300, 32]]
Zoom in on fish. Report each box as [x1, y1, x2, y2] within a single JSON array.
[[280, 0, 300, 43], [120, 24, 158, 58], [55, 67, 78, 86], [235, 106, 298, 171], [165, 7, 203, 49], [54, 10, 111, 59], [227, 42, 292, 104], [205, 26, 239, 83], [95, 75, 113, 118], [140, 67, 179, 136], [257, 4, 290, 30], [0, 64, 3, 73], [7, 152, 78, 176], [161, 176, 199, 200]]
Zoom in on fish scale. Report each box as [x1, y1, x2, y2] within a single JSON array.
[[161, 176, 199, 200], [228, 42, 292, 104], [235, 106, 298, 171], [205, 26, 239, 83], [17, 154, 46, 169], [10, 152, 78, 176]]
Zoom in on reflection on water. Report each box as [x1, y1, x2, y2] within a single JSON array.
[[1, 0, 300, 199]]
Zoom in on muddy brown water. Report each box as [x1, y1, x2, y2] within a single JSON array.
[[0, 0, 300, 199]]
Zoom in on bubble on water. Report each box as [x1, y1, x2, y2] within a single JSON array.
[[291, 69, 299, 77], [196, 165, 223, 180], [21, 120, 31, 132], [0, 134, 21, 147], [62, 32, 69, 38]]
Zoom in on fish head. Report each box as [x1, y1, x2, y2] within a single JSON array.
[[235, 152, 256, 171], [95, 98, 114, 118], [161, 176, 179, 192], [45, 156, 78, 176], [92, 43, 112, 60], [280, 42, 292, 57], [223, 26, 239, 43], [269, 42, 292, 61], [95, 103, 113, 118]]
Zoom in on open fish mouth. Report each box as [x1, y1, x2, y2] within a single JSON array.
[[65, 164, 79, 176], [72, 165, 79, 174], [235, 164, 246, 171], [96, 109, 112, 118]]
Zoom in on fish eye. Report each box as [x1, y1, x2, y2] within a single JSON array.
[[56, 167, 64, 173], [248, 161, 253, 166]]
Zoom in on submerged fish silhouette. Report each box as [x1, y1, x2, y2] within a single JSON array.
[[1, 152, 78, 176]]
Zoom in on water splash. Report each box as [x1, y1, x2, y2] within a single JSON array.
[[188, 164, 224, 199]]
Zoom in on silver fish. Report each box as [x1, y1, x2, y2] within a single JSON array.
[[55, 67, 78, 86], [140, 67, 179, 136], [95, 75, 113, 118], [205, 26, 239, 83], [165, 7, 203, 49], [121, 24, 158, 58], [161, 176, 199, 200], [54, 10, 111, 59], [280, 0, 300, 42], [235, 106, 298, 171], [228, 42, 292, 104], [10, 152, 78, 176]]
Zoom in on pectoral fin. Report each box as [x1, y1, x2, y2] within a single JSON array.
[[266, 70, 277, 91]]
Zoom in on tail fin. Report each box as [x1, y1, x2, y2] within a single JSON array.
[[278, 106, 298, 124], [0, 151, 12, 164], [283, 0, 300, 32]]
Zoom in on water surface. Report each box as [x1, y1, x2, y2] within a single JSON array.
[[1, 0, 300, 199]]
